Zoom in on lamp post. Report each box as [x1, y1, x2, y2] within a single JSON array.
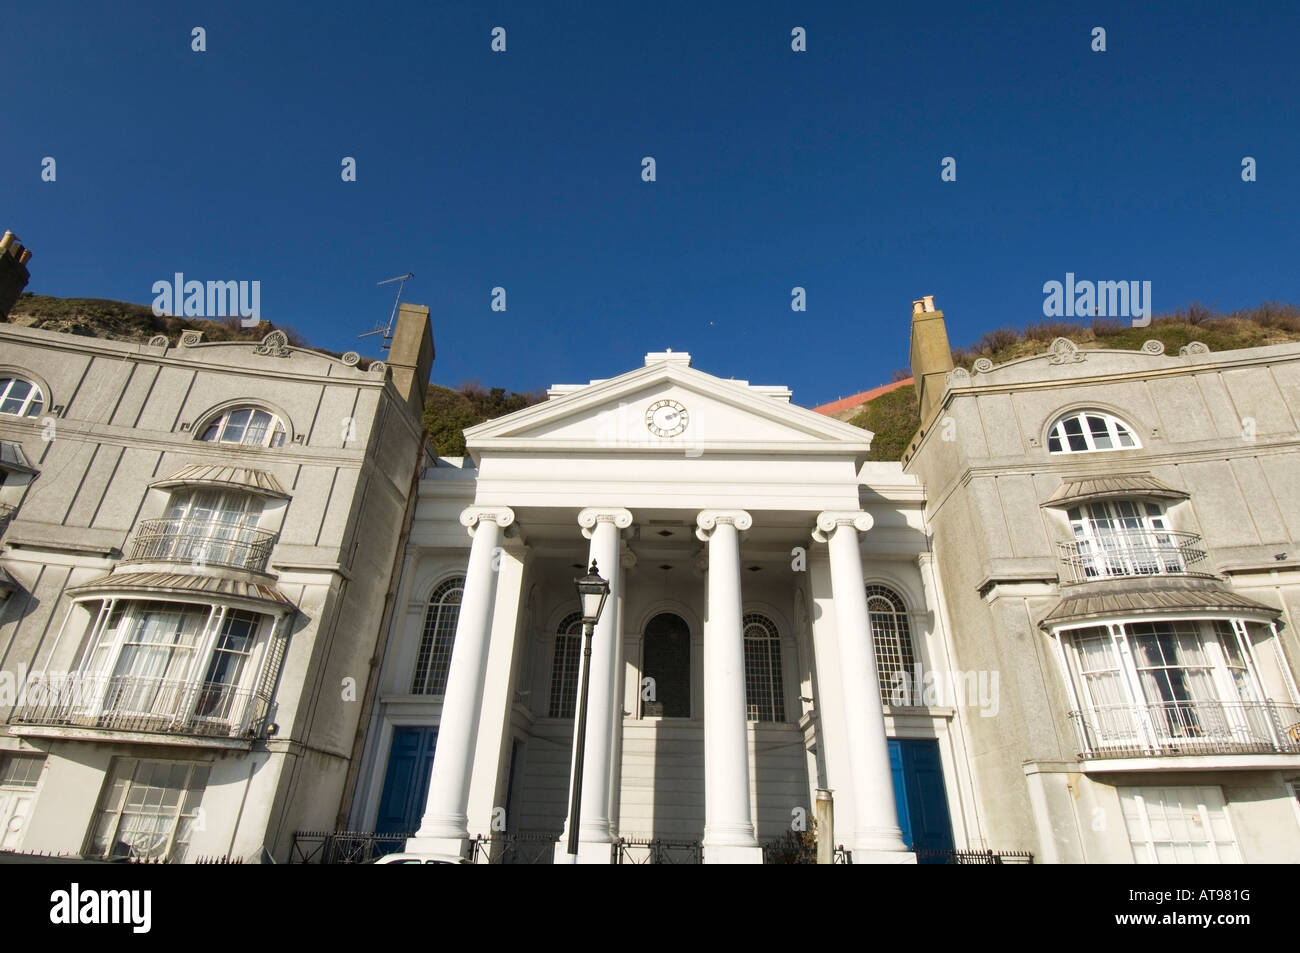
[[565, 559, 610, 861]]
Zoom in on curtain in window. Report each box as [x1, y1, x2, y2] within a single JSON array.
[[1072, 628, 1134, 741], [109, 605, 209, 715], [1129, 622, 1220, 739]]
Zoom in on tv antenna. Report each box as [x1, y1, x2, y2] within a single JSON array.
[[359, 272, 414, 351]]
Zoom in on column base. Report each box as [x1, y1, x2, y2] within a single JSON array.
[[850, 849, 917, 865], [703, 844, 765, 864], [401, 835, 470, 862], [553, 839, 614, 864]]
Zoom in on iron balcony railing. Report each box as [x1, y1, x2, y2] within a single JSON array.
[[11, 673, 269, 739], [290, 831, 411, 864], [1070, 699, 1300, 759], [126, 518, 276, 573], [1057, 529, 1209, 584]]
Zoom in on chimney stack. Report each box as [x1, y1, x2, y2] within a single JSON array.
[[0, 231, 32, 320], [908, 294, 954, 425], [386, 302, 434, 417]]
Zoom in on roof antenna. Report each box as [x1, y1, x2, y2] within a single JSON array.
[[359, 272, 414, 351]]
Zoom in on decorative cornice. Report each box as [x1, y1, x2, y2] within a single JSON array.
[[1048, 337, 1086, 365], [694, 509, 752, 541], [459, 505, 515, 537], [254, 330, 291, 358], [811, 510, 873, 543], [578, 507, 634, 539]]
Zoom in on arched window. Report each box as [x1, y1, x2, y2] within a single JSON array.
[[1048, 410, 1138, 454], [642, 612, 691, 718], [412, 577, 464, 695], [743, 613, 786, 722], [199, 407, 286, 448], [0, 377, 43, 418], [547, 612, 584, 718], [868, 585, 917, 706]]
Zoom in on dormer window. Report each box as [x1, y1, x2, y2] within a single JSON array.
[[199, 408, 286, 448], [1048, 411, 1138, 454], [0, 377, 43, 418]]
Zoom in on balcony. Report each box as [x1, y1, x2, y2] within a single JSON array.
[[1069, 700, 1300, 759], [126, 518, 275, 573], [1057, 530, 1209, 584], [11, 673, 270, 740]]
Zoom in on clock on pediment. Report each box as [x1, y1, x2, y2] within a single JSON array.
[[645, 399, 689, 437]]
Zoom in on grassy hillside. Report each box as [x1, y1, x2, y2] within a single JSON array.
[[423, 381, 546, 456], [6, 292, 312, 347], [850, 302, 1300, 461]]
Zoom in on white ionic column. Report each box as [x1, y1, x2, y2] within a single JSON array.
[[696, 509, 763, 864], [558, 507, 632, 864], [407, 505, 514, 858], [813, 511, 914, 863]]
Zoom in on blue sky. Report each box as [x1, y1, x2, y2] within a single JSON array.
[[3, 1, 1297, 407]]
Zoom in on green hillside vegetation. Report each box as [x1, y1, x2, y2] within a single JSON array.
[[6, 292, 315, 349], [851, 302, 1300, 462], [424, 381, 547, 456]]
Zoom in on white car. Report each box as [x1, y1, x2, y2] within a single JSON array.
[[371, 852, 466, 864]]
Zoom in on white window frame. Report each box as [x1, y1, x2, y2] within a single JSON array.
[[1119, 785, 1241, 864], [1066, 499, 1183, 578], [1048, 410, 1139, 454], [547, 612, 584, 718], [199, 407, 286, 448], [0, 377, 43, 418], [1056, 617, 1279, 753], [742, 612, 786, 723], [75, 599, 273, 733], [86, 758, 210, 862], [412, 577, 464, 695], [867, 585, 918, 707]]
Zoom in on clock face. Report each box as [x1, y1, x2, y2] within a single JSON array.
[[645, 399, 689, 437]]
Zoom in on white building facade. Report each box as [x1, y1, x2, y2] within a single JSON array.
[[348, 351, 987, 863]]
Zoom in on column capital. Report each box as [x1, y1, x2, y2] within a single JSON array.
[[460, 505, 515, 537], [619, 546, 638, 570], [811, 510, 872, 543], [695, 509, 752, 541], [578, 507, 634, 539]]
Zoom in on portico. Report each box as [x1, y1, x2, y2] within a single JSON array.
[[367, 352, 948, 863]]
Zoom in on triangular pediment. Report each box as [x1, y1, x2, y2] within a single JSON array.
[[464, 359, 873, 462]]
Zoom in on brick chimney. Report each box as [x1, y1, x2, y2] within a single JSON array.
[[386, 302, 434, 416], [0, 231, 32, 320], [908, 294, 954, 426]]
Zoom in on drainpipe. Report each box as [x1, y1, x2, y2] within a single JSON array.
[[815, 789, 834, 864], [334, 434, 427, 830]]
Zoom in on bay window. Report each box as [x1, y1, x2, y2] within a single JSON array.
[[1067, 500, 1185, 578], [71, 599, 276, 735], [1060, 618, 1290, 755]]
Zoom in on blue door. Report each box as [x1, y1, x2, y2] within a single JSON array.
[[376, 726, 438, 835], [888, 738, 956, 861]]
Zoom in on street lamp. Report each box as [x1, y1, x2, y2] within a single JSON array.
[[565, 559, 610, 861]]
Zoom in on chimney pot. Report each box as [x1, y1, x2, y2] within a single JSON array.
[[912, 299, 924, 315], [922, 294, 936, 311]]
